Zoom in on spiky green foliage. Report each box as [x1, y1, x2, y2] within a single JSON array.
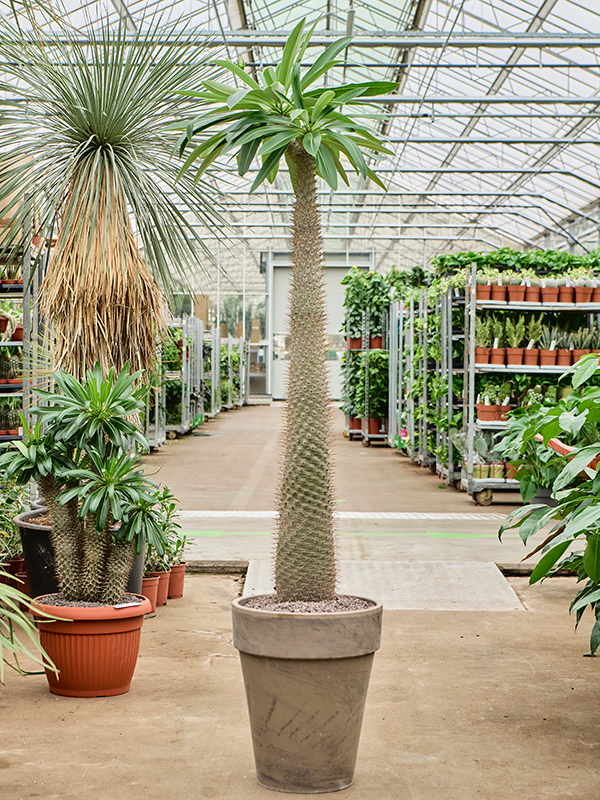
[[491, 316, 505, 348], [0, 364, 171, 604], [0, 9, 228, 379], [178, 19, 395, 602], [526, 314, 544, 346], [475, 317, 491, 348], [505, 315, 526, 348]]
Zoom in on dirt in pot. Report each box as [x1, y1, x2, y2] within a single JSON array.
[[245, 595, 376, 613]]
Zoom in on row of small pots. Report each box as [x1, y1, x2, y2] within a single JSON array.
[[347, 335, 384, 350], [348, 416, 382, 434], [476, 285, 599, 303], [141, 565, 186, 613], [476, 403, 513, 421], [471, 463, 518, 480], [475, 346, 599, 367]]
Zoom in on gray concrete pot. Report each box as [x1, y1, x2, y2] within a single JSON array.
[[231, 595, 382, 794]]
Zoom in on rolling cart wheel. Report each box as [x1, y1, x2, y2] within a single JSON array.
[[453, 480, 462, 491], [428, 464, 437, 474], [361, 437, 371, 448], [343, 430, 349, 438], [473, 488, 493, 506]]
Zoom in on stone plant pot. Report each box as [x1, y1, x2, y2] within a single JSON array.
[[556, 349, 572, 366], [489, 347, 505, 365], [523, 348, 539, 366], [539, 349, 557, 366], [231, 596, 382, 793], [474, 346, 490, 364], [541, 287, 559, 303], [507, 286, 525, 302], [32, 594, 151, 697]]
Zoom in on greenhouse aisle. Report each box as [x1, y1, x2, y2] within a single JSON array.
[[142, 404, 532, 568]]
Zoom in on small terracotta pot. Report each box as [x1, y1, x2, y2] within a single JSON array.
[[539, 349, 557, 366], [475, 285, 491, 300], [0, 317, 8, 333], [505, 347, 524, 365], [168, 563, 186, 599], [575, 287, 593, 304], [32, 594, 151, 697], [496, 405, 514, 421], [349, 417, 361, 431], [11, 326, 23, 342], [7, 378, 22, 384], [145, 570, 171, 606], [367, 418, 381, 435], [541, 287, 559, 303], [572, 349, 591, 363], [556, 349, 572, 366], [369, 335, 383, 349], [490, 285, 507, 301], [141, 575, 160, 613], [559, 287, 575, 303], [507, 286, 526, 302], [474, 346, 490, 364], [489, 348, 505, 365], [476, 403, 496, 422], [523, 348, 539, 366], [347, 337, 362, 351], [524, 287, 541, 302], [592, 288, 600, 302], [505, 464, 519, 480]]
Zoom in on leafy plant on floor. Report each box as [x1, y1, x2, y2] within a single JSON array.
[[0, 10, 227, 379], [356, 350, 389, 422], [0, 364, 172, 604], [499, 355, 600, 655], [341, 267, 368, 339], [177, 17, 395, 601]]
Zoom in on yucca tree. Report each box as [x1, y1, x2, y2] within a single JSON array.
[[178, 19, 395, 602], [0, 10, 227, 380]]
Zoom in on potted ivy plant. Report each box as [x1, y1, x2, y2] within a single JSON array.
[[177, 18, 395, 793], [0, 364, 171, 697]]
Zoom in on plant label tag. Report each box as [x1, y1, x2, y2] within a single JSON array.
[[503, 398, 510, 406], [527, 339, 535, 350], [487, 278, 491, 286], [550, 340, 556, 351], [497, 276, 502, 286], [566, 277, 572, 287], [570, 343, 574, 350], [18, 427, 23, 436], [476, 393, 480, 404], [493, 337, 499, 349], [525, 277, 531, 287], [541, 278, 546, 288], [114, 601, 144, 609]]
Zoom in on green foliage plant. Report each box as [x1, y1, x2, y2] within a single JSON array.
[[491, 316, 505, 348], [475, 317, 491, 348], [539, 325, 558, 350], [0, 364, 171, 605], [505, 315, 526, 349], [177, 18, 396, 602], [356, 350, 389, 421], [341, 267, 368, 339], [526, 314, 544, 347], [499, 354, 600, 655]]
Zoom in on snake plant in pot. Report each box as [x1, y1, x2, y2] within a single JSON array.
[[177, 18, 395, 793], [0, 364, 170, 697]]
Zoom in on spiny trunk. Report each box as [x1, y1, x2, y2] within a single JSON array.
[[38, 474, 83, 601], [274, 141, 337, 602], [79, 514, 111, 602], [101, 537, 135, 605]]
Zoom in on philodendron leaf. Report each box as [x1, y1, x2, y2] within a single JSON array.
[[529, 540, 571, 585], [584, 534, 600, 583]]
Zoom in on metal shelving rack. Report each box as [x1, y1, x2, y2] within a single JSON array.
[[387, 300, 404, 448], [360, 308, 388, 447], [164, 315, 194, 436]]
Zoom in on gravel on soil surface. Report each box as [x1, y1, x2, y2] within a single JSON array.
[[34, 593, 143, 608], [27, 512, 52, 526], [244, 594, 375, 613]]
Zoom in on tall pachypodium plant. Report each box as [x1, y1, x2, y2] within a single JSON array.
[[0, 364, 169, 604], [0, 10, 228, 380], [177, 18, 395, 602]]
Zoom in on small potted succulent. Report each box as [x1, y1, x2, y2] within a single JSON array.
[[539, 325, 557, 365], [556, 330, 573, 366], [574, 275, 593, 304], [524, 274, 541, 303], [523, 314, 543, 365], [506, 273, 526, 303], [571, 328, 593, 362], [489, 316, 505, 364], [505, 315, 526, 365], [557, 275, 575, 303], [490, 272, 507, 302], [474, 316, 491, 363], [541, 276, 559, 303], [475, 272, 491, 301], [476, 385, 497, 422]]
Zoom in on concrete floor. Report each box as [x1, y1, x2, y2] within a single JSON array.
[[5, 404, 597, 799]]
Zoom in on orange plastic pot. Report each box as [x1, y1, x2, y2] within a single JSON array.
[[539, 349, 557, 366], [575, 287, 593, 303], [347, 337, 362, 351], [475, 285, 491, 300], [559, 287, 575, 303], [168, 563, 187, 599], [523, 348, 539, 366], [524, 287, 541, 302], [490, 285, 507, 301], [369, 335, 383, 349], [541, 288, 559, 303], [349, 417, 361, 431], [141, 575, 160, 612], [145, 570, 170, 606], [507, 286, 525, 302], [556, 349, 572, 366], [367, 418, 381, 435], [32, 594, 151, 697]]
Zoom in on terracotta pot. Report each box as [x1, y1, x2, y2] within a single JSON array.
[[0, 317, 7, 333], [524, 287, 541, 302], [475, 285, 491, 300], [505, 347, 524, 365], [490, 285, 507, 301], [11, 325, 23, 342], [347, 337, 362, 351], [476, 403, 496, 422], [575, 287, 593, 304], [348, 417, 361, 431], [168, 563, 186, 599], [572, 349, 591, 363], [541, 287, 559, 303], [141, 575, 159, 613], [489, 348, 505, 365], [474, 346, 490, 364], [231, 595, 382, 793], [505, 464, 519, 480], [556, 349, 572, 366], [145, 570, 170, 606], [32, 594, 151, 697], [369, 335, 383, 349], [559, 286, 575, 303], [592, 288, 600, 302], [496, 405, 514, 421], [367, 418, 381, 435], [539, 349, 557, 366], [7, 379, 22, 384], [523, 348, 539, 366], [507, 286, 526, 302]]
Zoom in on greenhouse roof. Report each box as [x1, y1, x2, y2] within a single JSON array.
[[3, 0, 600, 273]]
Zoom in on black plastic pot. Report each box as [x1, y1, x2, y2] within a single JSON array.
[[15, 509, 146, 597]]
